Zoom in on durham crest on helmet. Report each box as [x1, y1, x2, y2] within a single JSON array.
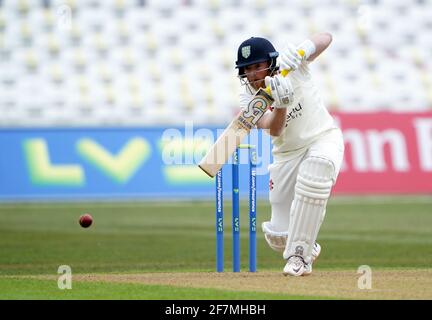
[[241, 45, 251, 59]]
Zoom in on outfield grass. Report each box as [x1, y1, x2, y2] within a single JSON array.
[[0, 196, 431, 299]]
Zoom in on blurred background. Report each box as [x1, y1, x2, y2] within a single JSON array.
[[0, 1, 431, 293], [0, 0, 431, 127], [0, 0, 431, 200]]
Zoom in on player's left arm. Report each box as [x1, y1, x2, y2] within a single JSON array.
[[280, 32, 332, 71], [305, 32, 332, 62]]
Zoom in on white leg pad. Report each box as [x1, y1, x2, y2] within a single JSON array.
[[283, 156, 335, 264], [262, 221, 289, 252]]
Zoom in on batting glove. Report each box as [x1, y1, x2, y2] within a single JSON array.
[[279, 43, 303, 72], [265, 74, 294, 109]]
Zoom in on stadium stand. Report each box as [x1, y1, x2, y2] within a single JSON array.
[[0, 0, 431, 127]]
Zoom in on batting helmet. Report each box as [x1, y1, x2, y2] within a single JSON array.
[[235, 37, 279, 77]]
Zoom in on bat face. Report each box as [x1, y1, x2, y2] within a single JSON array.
[[237, 88, 274, 130], [198, 53, 303, 177], [198, 88, 274, 178]]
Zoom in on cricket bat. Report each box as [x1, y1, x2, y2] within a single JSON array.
[[199, 50, 305, 178]]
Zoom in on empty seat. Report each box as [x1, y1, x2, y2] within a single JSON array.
[[0, 0, 431, 128]]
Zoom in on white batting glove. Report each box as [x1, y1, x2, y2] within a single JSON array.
[[265, 74, 294, 109], [279, 43, 303, 72]]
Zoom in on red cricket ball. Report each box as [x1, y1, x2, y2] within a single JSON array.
[[79, 214, 93, 228]]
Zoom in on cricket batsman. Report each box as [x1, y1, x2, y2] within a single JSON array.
[[235, 34, 344, 276]]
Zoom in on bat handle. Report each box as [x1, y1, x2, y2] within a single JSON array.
[[265, 49, 305, 95]]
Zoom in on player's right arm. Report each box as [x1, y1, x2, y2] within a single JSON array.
[[256, 108, 286, 136], [256, 75, 294, 136]]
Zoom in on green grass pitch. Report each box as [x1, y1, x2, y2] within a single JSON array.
[[0, 196, 431, 299]]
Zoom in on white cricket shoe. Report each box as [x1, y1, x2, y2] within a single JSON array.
[[303, 243, 321, 276], [302, 261, 313, 276], [283, 255, 306, 277], [283, 243, 321, 277], [312, 242, 321, 261]]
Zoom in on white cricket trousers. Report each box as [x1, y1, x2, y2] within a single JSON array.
[[268, 128, 345, 232]]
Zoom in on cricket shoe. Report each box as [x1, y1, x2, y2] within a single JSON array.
[[302, 243, 321, 276], [283, 255, 307, 277], [302, 261, 313, 276], [283, 243, 321, 277], [312, 242, 321, 262]]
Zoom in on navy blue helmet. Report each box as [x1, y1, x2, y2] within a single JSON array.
[[235, 37, 279, 78]]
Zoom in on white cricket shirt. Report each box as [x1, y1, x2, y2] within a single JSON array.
[[239, 62, 340, 163]]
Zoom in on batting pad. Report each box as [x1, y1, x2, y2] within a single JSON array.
[[283, 156, 335, 263]]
